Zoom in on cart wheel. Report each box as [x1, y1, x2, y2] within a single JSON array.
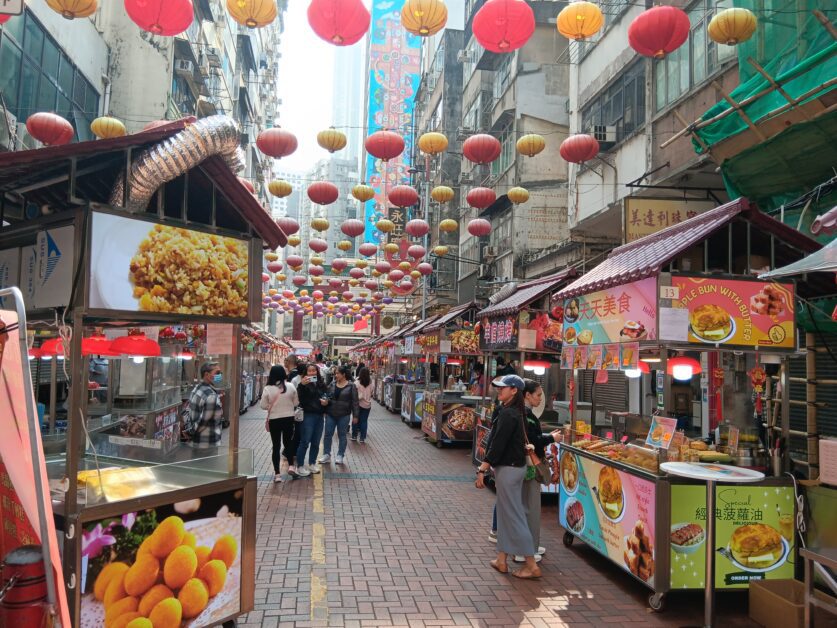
[[648, 592, 665, 612], [563, 532, 574, 547]]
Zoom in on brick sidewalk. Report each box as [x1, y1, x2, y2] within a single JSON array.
[[236, 402, 759, 628]]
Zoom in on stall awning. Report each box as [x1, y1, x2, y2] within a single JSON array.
[[288, 340, 315, 355], [760, 239, 837, 278], [409, 314, 443, 335], [554, 198, 821, 300], [424, 301, 476, 331], [477, 270, 576, 318]]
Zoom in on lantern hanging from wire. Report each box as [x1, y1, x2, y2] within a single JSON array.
[[90, 116, 126, 139], [337, 240, 353, 252], [307, 181, 340, 206], [467, 218, 492, 237], [309, 238, 329, 253], [417, 131, 449, 155], [463, 133, 501, 164], [365, 130, 405, 161], [439, 219, 458, 233], [47, 0, 98, 19], [276, 216, 300, 235], [264, 252, 279, 262], [401, 0, 448, 37], [433, 245, 449, 257], [269, 179, 293, 198], [406, 219, 430, 238], [310, 217, 330, 232], [126, 0, 194, 36], [516, 133, 545, 157], [317, 127, 347, 152], [352, 184, 375, 202], [408, 244, 426, 259], [556, 1, 603, 41], [358, 243, 378, 257], [227, 0, 277, 28], [286, 254, 304, 268], [628, 5, 690, 59], [559, 134, 599, 164], [466, 187, 496, 210], [257, 127, 298, 158], [472, 0, 535, 53], [287, 235, 301, 247], [376, 218, 395, 233], [383, 242, 400, 254], [308, 0, 370, 45], [507, 186, 529, 204], [26, 113, 74, 146], [431, 185, 454, 203], [389, 185, 419, 208], [708, 7, 757, 45], [341, 219, 366, 238]]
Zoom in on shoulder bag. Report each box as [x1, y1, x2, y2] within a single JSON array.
[[522, 415, 551, 485]]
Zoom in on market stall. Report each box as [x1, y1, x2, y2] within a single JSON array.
[[0, 117, 285, 625], [383, 321, 421, 413], [551, 198, 826, 611], [399, 315, 441, 425]]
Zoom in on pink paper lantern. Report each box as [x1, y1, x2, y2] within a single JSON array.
[[468, 218, 492, 237], [266, 261, 283, 273], [309, 238, 329, 253], [405, 219, 430, 238], [407, 244, 426, 259], [349, 268, 366, 279], [417, 262, 433, 275], [358, 242, 378, 257]]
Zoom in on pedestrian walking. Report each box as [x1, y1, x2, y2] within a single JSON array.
[[319, 365, 359, 465], [294, 363, 328, 477], [352, 367, 373, 443], [183, 362, 224, 454], [260, 365, 300, 483], [474, 374, 540, 579]]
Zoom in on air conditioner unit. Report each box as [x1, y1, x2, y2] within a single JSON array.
[[478, 264, 490, 278], [482, 245, 496, 259], [175, 59, 194, 76], [593, 125, 616, 144], [0, 110, 17, 151]]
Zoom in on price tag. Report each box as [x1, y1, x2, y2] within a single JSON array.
[[660, 285, 680, 300]]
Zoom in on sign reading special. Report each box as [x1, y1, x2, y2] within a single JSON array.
[[561, 277, 657, 346], [89, 212, 252, 320], [670, 277, 795, 349], [559, 450, 657, 587], [669, 484, 795, 589]]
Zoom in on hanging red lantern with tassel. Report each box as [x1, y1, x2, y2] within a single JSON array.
[[466, 187, 496, 209], [307, 181, 339, 206], [365, 130, 405, 162], [463, 134, 501, 164], [308, 0, 370, 46], [559, 134, 599, 164], [467, 218, 492, 237], [26, 112, 74, 146], [628, 5, 690, 59], [125, 0, 194, 36], [388, 185, 419, 208], [472, 0, 535, 53], [257, 127, 298, 159]]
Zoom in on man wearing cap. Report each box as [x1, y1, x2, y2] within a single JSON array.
[[184, 362, 225, 451]]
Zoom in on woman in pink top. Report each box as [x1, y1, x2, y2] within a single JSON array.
[[352, 367, 374, 443]]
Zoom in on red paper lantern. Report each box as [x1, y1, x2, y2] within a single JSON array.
[[293, 276, 307, 286], [331, 258, 348, 272], [238, 177, 256, 194], [628, 5, 690, 59], [365, 130, 405, 161], [307, 181, 339, 205], [26, 112, 74, 146], [560, 134, 599, 164], [266, 261, 283, 273], [405, 219, 430, 238], [466, 187, 497, 209], [125, 0, 194, 36], [463, 134, 501, 164], [417, 262, 433, 276], [341, 219, 366, 238], [257, 127, 298, 158], [467, 218, 492, 237], [309, 238, 329, 253], [472, 0, 535, 53], [364, 280, 379, 290], [350, 268, 366, 279], [375, 261, 392, 274], [388, 185, 419, 208], [358, 242, 378, 257], [308, 0, 370, 46], [388, 270, 405, 281], [286, 254, 304, 267], [408, 244, 426, 259], [276, 216, 300, 235], [309, 265, 325, 276]]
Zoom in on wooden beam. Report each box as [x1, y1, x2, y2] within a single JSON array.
[[712, 80, 768, 141]]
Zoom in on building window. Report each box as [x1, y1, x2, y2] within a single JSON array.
[[580, 60, 645, 145], [490, 209, 512, 251], [490, 121, 514, 177], [462, 92, 484, 131], [654, 0, 736, 111], [463, 37, 478, 82], [430, 95, 443, 131], [459, 235, 479, 279], [579, 0, 631, 57], [0, 12, 99, 141], [493, 54, 512, 101]]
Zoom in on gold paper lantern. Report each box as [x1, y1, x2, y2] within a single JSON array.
[[708, 7, 757, 45], [311, 217, 330, 232], [355, 260, 368, 269], [227, 0, 277, 28], [398, 261, 412, 272], [337, 240, 353, 251], [311, 255, 325, 266], [317, 127, 347, 153], [300, 290, 309, 297], [372, 269, 382, 277], [287, 235, 301, 247], [401, 0, 448, 37], [352, 184, 375, 202], [431, 185, 454, 203], [439, 218, 458, 233], [556, 1, 604, 40], [516, 134, 545, 157], [384, 242, 399, 254], [277, 273, 286, 281], [433, 245, 449, 256], [348, 279, 360, 287], [383, 279, 394, 288], [46, 0, 97, 19], [418, 132, 449, 155], [507, 186, 530, 204], [268, 288, 278, 295], [268, 179, 292, 198], [312, 277, 324, 285], [410, 270, 421, 279], [90, 116, 125, 139], [264, 252, 279, 262], [376, 218, 395, 233]]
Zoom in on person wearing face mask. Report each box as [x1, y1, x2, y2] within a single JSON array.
[[185, 362, 225, 450]]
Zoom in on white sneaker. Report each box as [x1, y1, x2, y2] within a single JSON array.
[[537, 546, 546, 555], [488, 530, 497, 544], [335, 455, 344, 465], [513, 554, 542, 563], [288, 466, 299, 478], [318, 454, 331, 463], [273, 473, 284, 483], [296, 467, 311, 477], [308, 464, 321, 474]]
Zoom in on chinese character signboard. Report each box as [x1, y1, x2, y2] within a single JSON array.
[[561, 277, 657, 346], [479, 315, 519, 351], [416, 333, 439, 353], [387, 206, 407, 241], [670, 277, 795, 349], [624, 198, 716, 242]]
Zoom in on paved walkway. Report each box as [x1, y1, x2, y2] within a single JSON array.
[[236, 402, 758, 628]]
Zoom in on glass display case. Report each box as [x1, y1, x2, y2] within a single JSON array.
[[110, 357, 183, 441]]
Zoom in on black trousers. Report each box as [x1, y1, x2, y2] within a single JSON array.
[[268, 416, 298, 471]]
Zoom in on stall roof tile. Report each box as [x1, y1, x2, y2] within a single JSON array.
[[477, 269, 576, 318], [425, 301, 476, 331]]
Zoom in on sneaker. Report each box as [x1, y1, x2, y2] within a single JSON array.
[[359, 440, 366, 444], [273, 473, 284, 483], [288, 466, 299, 478], [513, 554, 542, 563], [350, 435, 357, 441], [537, 546, 546, 556], [318, 454, 331, 463], [308, 464, 321, 474], [335, 455, 344, 465], [488, 530, 497, 544], [296, 467, 311, 477]]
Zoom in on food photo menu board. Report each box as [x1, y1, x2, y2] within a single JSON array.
[[559, 450, 657, 587], [669, 484, 796, 589]]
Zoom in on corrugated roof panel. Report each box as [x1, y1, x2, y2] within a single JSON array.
[[477, 269, 575, 318]]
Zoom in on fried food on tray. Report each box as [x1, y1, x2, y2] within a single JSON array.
[[730, 523, 783, 568], [690, 304, 732, 340], [577, 329, 593, 345], [750, 284, 786, 317], [624, 520, 654, 581], [560, 452, 578, 491], [564, 327, 577, 344], [447, 406, 475, 431]]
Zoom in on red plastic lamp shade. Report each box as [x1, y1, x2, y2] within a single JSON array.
[[308, 0, 370, 46], [388, 185, 419, 208], [256, 127, 298, 158], [40, 338, 66, 357], [276, 216, 300, 236], [358, 243, 378, 257], [523, 359, 551, 375], [365, 130, 405, 161], [341, 219, 366, 238], [26, 113, 74, 146], [28, 347, 41, 360], [472, 0, 535, 53], [667, 356, 701, 381], [82, 334, 117, 356], [628, 5, 690, 59], [405, 219, 430, 238], [624, 360, 650, 378], [466, 187, 497, 209], [467, 218, 492, 237], [446, 358, 463, 366], [560, 134, 599, 164], [125, 0, 194, 36], [463, 134, 501, 164], [111, 333, 161, 357], [307, 181, 339, 205], [0, 15, 11, 24]]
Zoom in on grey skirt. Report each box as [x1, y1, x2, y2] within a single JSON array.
[[494, 465, 535, 557]]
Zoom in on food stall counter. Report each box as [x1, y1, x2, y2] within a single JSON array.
[[420, 390, 481, 447]]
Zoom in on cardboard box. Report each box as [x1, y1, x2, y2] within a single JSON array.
[[749, 579, 837, 628]]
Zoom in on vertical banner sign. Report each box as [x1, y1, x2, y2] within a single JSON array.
[[363, 0, 421, 243]]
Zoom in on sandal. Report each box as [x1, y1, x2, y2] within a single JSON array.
[[490, 560, 509, 574], [511, 569, 542, 580]]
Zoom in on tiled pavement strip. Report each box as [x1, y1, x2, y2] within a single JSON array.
[[235, 402, 759, 628]]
